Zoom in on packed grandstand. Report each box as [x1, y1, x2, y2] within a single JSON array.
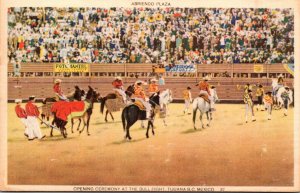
[[8, 7, 294, 66]]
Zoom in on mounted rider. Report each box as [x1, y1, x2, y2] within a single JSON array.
[[148, 78, 159, 95], [53, 79, 68, 101], [274, 74, 284, 95], [134, 80, 151, 119], [112, 76, 127, 103], [196, 76, 212, 109]]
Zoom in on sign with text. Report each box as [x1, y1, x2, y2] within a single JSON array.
[[165, 65, 196, 72], [253, 65, 264, 73], [54, 63, 89, 73]]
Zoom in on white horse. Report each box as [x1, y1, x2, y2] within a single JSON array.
[[192, 88, 218, 129], [141, 89, 173, 128], [271, 79, 293, 109], [275, 87, 293, 109]]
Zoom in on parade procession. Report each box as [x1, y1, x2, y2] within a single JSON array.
[[4, 5, 296, 188]]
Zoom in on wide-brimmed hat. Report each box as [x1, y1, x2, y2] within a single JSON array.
[[265, 91, 272, 95], [54, 79, 62, 83], [15, 99, 22, 103], [135, 80, 144, 85], [150, 78, 158, 82], [203, 76, 211, 81], [115, 76, 122, 80], [29, 95, 35, 100], [285, 86, 290, 89]]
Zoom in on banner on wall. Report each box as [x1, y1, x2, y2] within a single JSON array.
[[165, 65, 196, 72], [253, 65, 264, 73], [54, 63, 89, 73]]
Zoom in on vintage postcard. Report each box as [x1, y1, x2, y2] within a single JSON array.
[[0, 0, 299, 191]]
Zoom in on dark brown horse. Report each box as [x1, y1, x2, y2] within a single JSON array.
[[41, 86, 85, 136], [121, 85, 160, 140], [51, 86, 99, 138]]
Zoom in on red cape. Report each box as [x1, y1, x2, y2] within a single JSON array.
[[51, 101, 85, 121]]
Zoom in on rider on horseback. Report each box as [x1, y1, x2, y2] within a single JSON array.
[[148, 78, 159, 95], [53, 79, 68, 101], [196, 76, 212, 110], [274, 74, 284, 96], [112, 76, 127, 103], [134, 80, 152, 119]]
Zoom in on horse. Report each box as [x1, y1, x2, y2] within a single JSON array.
[[99, 91, 128, 122], [271, 79, 293, 109], [192, 92, 214, 130], [274, 86, 293, 110], [51, 86, 100, 138], [141, 89, 173, 128], [121, 85, 160, 140], [41, 85, 85, 123], [41, 86, 85, 137]]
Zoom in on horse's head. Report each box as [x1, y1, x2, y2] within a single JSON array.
[[125, 84, 135, 97], [149, 92, 160, 108], [86, 86, 100, 103], [160, 89, 173, 104], [74, 85, 85, 101]]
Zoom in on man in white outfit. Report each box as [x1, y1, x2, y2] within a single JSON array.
[[25, 96, 46, 140], [14, 99, 29, 138]]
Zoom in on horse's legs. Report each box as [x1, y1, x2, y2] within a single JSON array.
[[126, 124, 132, 140], [141, 120, 145, 128], [41, 114, 45, 124], [109, 112, 114, 121], [200, 112, 204, 129], [79, 118, 87, 134], [146, 121, 150, 138], [50, 118, 55, 137], [193, 109, 197, 130], [151, 120, 155, 135], [206, 112, 212, 127], [71, 118, 74, 133], [105, 110, 109, 122], [163, 118, 167, 126], [86, 115, 91, 136], [77, 119, 81, 131]]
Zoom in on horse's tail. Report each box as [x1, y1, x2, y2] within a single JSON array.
[[121, 107, 127, 131], [100, 96, 107, 114]]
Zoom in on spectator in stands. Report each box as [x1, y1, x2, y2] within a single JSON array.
[[7, 7, 294, 65], [158, 75, 165, 85]]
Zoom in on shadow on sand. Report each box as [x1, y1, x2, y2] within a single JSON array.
[[181, 128, 203, 134], [93, 121, 122, 125], [110, 137, 147, 145]]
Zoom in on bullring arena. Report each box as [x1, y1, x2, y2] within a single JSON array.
[[6, 7, 295, 187], [7, 63, 294, 186]]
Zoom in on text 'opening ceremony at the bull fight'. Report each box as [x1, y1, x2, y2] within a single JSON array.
[[6, 5, 296, 187]]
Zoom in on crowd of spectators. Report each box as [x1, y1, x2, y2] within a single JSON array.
[[8, 7, 294, 65]]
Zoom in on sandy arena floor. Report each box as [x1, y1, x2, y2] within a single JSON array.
[[7, 103, 294, 186]]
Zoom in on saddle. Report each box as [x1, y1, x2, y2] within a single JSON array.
[[133, 100, 146, 111], [114, 91, 122, 98], [199, 93, 210, 104]]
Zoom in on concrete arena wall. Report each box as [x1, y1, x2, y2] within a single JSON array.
[[8, 77, 294, 103]]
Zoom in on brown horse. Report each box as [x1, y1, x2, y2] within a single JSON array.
[[99, 92, 127, 122], [51, 86, 100, 138]]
